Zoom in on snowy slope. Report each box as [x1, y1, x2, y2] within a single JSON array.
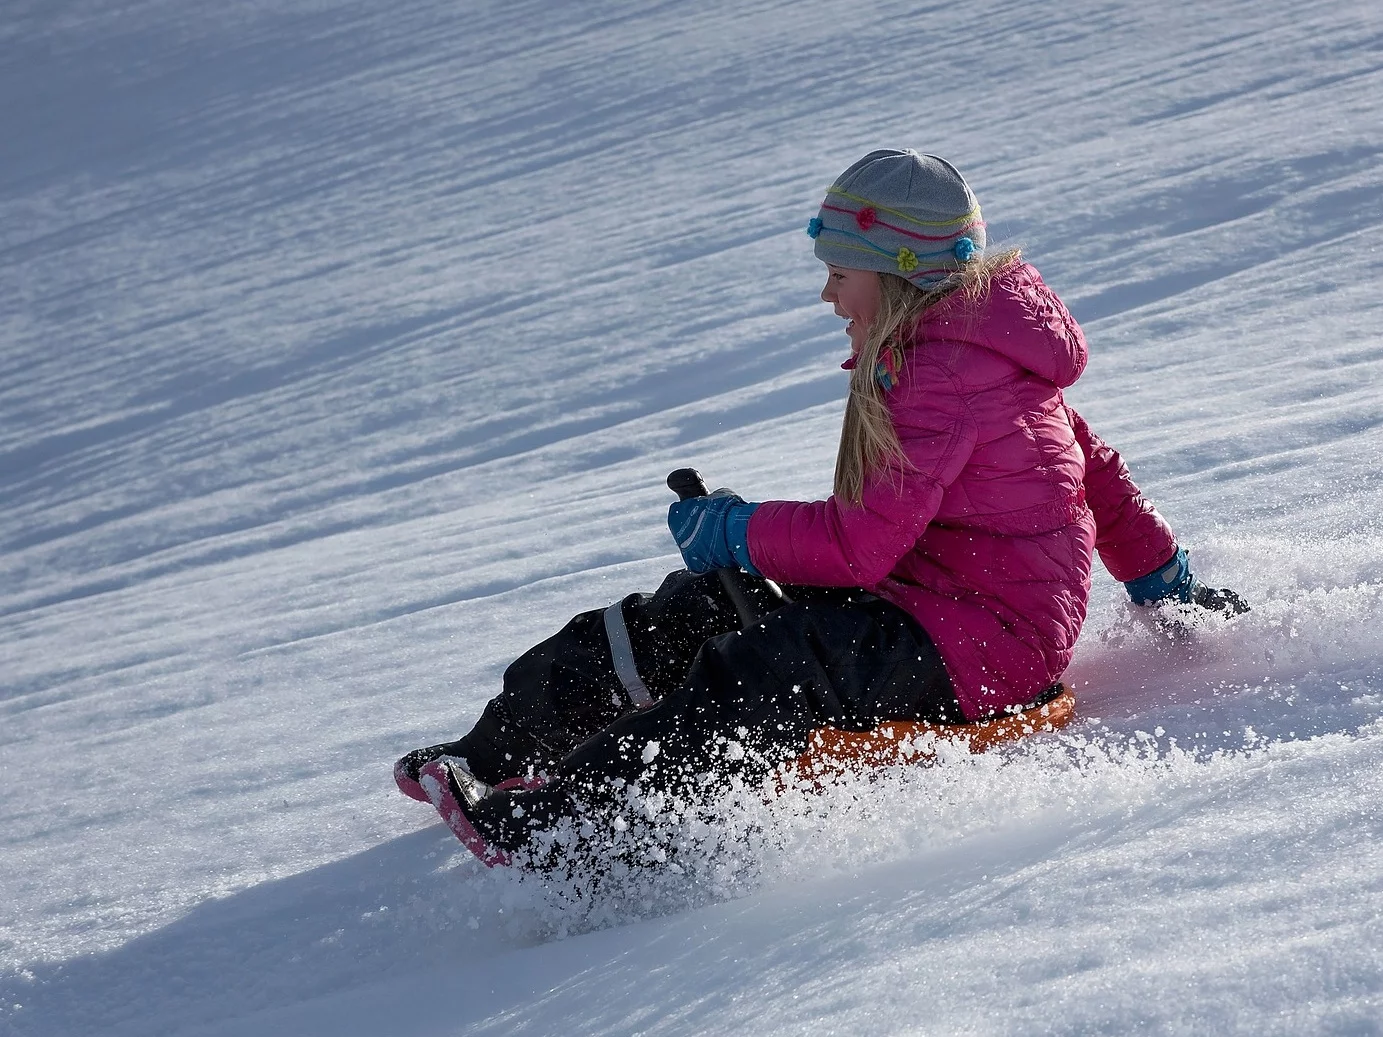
[[3, 0, 1383, 1033]]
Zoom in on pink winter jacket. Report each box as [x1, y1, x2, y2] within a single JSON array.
[[1067, 408, 1177, 582], [746, 262, 1099, 720]]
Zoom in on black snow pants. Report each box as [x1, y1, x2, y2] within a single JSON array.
[[454, 570, 961, 792]]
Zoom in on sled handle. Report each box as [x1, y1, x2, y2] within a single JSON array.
[[666, 467, 786, 626]]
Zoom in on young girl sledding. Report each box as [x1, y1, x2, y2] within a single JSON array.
[[396, 149, 1246, 867]]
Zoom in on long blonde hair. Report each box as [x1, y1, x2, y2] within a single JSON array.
[[834, 247, 1023, 503]]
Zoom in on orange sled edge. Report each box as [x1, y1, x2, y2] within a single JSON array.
[[790, 683, 1076, 784]]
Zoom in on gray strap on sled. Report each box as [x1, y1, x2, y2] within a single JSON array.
[[603, 598, 653, 708]]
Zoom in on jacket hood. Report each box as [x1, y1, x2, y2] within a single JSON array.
[[924, 262, 1088, 388]]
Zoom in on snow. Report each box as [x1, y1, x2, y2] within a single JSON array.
[[3, 0, 1382, 1032]]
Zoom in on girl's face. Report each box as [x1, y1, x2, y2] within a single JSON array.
[[820, 264, 882, 354]]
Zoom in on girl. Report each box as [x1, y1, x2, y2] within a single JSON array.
[[398, 150, 1245, 867]]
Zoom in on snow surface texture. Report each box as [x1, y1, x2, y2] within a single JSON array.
[[3, 0, 1383, 1033]]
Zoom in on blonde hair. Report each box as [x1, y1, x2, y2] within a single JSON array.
[[834, 247, 1023, 503]]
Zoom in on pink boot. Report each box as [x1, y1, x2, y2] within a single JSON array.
[[394, 757, 432, 803], [418, 759, 513, 868], [393, 741, 467, 803], [394, 741, 544, 803]]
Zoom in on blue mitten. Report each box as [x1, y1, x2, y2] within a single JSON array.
[[1123, 547, 1195, 605], [1123, 546, 1249, 615], [668, 490, 761, 575]]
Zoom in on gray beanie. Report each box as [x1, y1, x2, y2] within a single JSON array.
[[808, 150, 986, 286]]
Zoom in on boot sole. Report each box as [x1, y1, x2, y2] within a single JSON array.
[[418, 760, 512, 868]]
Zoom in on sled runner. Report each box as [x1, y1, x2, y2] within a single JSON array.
[[790, 682, 1075, 785]]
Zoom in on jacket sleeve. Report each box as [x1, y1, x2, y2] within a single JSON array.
[[1068, 405, 1177, 582], [747, 363, 979, 588]]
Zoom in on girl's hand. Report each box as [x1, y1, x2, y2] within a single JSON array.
[[1123, 546, 1249, 614], [668, 490, 761, 575]]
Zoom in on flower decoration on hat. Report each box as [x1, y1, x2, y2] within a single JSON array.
[[953, 236, 977, 262], [855, 207, 877, 231], [896, 247, 918, 273], [806, 217, 824, 238]]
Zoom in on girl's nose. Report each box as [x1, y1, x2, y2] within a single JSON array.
[[820, 281, 834, 303]]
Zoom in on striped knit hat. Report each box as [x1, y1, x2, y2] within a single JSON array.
[[807, 150, 985, 286]]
